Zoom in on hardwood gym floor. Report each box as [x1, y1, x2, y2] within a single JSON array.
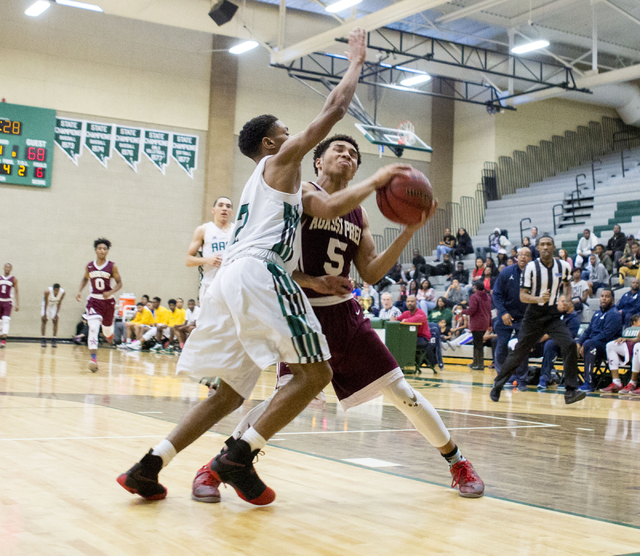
[[0, 343, 638, 555]]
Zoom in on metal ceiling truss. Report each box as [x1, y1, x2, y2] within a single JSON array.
[[272, 51, 514, 111]]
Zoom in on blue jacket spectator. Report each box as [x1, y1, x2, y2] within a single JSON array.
[[617, 279, 640, 326], [577, 289, 623, 391]]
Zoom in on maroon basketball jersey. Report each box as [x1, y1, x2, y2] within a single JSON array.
[[300, 182, 364, 301], [87, 261, 115, 297], [0, 275, 15, 301]]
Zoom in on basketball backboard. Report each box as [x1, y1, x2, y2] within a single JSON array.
[[355, 123, 432, 158]]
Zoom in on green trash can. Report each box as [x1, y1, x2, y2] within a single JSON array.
[[383, 320, 418, 371]]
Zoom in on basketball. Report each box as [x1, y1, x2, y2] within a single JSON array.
[[376, 169, 433, 225]]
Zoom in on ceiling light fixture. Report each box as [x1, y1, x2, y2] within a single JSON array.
[[400, 73, 431, 87], [229, 40, 259, 54], [25, 1, 51, 16], [55, 0, 103, 12], [511, 39, 549, 54], [326, 0, 362, 14]]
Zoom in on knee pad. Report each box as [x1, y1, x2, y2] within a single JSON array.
[[2, 316, 10, 335], [87, 319, 101, 350], [101, 325, 114, 339], [383, 378, 420, 408]]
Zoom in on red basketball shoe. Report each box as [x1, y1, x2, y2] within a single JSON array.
[[450, 460, 484, 498], [600, 382, 621, 393], [192, 464, 221, 503], [619, 382, 637, 394]]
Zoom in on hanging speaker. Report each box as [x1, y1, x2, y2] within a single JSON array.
[[208, 0, 238, 26]]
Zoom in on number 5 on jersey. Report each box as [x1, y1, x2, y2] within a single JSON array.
[[324, 238, 347, 275]]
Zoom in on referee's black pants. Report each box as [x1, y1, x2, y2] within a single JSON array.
[[494, 307, 579, 392]]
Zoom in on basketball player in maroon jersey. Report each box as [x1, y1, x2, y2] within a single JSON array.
[[75, 239, 123, 372], [221, 135, 484, 498], [0, 263, 19, 348]]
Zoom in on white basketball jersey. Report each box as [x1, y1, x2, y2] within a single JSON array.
[[200, 222, 232, 287], [224, 156, 302, 274], [47, 287, 65, 305]]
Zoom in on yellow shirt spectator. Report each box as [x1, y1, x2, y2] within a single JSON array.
[[131, 307, 154, 326], [168, 308, 186, 327], [153, 306, 171, 326]]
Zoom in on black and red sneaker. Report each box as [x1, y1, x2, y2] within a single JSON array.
[[450, 460, 485, 498], [117, 450, 167, 500], [209, 437, 275, 506]]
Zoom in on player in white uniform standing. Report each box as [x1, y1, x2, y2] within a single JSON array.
[[118, 28, 391, 507], [185, 196, 233, 302], [41, 283, 65, 348]]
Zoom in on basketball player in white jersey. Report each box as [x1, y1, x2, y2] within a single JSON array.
[[186, 196, 233, 302], [118, 28, 415, 506], [41, 283, 65, 347], [0, 263, 19, 349]]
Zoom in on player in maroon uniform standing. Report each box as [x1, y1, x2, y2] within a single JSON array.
[[0, 263, 19, 348], [197, 135, 484, 499], [75, 239, 123, 372]]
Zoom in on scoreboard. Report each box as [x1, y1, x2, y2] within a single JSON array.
[[0, 103, 55, 188]]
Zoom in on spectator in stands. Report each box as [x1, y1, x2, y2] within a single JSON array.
[[360, 282, 380, 316], [482, 267, 495, 293], [140, 294, 150, 306], [406, 249, 426, 282], [438, 319, 452, 342], [174, 299, 200, 350], [423, 253, 454, 278], [496, 249, 508, 267], [450, 305, 468, 339], [604, 314, 640, 394], [463, 282, 492, 371], [471, 258, 485, 282], [492, 247, 532, 389], [485, 257, 498, 277], [506, 258, 515, 266], [451, 261, 469, 285], [416, 279, 436, 312], [384, 262, 405, 286], [577, 289, 623, 392], [395, 284, 408, 310], [444, 279, 468, 308], [125, 302, 154, 344], [558, 249, 573, 269], [586, 254, 610, 294], [483, 327, 498, 364], [350, 280, 362, 299], [379, 292, 402, 320], [393, 295, 431, 359], [571, 267, 592, 304], [435, 228, 456, 261], [510, 247, 518, 259], [408, 280, 418, 297], [521, 237, 537, 259], [619, 235, 636, 264], [428, 297, 453, 326], [618, 242, 640, 285], [152, 299, 185, 352], [617, 278, 640, 326], [491, 228, 511, 254], [530, 226, 539, 247], [129, 297, 170, 350], [575, 229, 597, 269], [606, 225, 626, 269], [594, 244, 613, 274], [536, 297, 581, 390], [453, 228, 473, 260]]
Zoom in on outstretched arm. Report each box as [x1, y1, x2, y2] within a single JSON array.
[[354, 202, 437, 284], [302, 164, 413, 220], [264, 28, 366, 193]]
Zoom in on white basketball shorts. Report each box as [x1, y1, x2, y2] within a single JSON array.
[[177, 257, 330, 399]]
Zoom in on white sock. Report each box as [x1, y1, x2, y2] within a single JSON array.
[[613, 378, 622, 386], [87, 319, 100, 351], [2, 317, 10, 336], [151, 439, 177, 468], [381, 377, 451, 448], [241, 427, 267, 452]]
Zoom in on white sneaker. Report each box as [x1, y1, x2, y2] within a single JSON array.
[[307, 390, 326, 410], [129, 342, 142, 351]]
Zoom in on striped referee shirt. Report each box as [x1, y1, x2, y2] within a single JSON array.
[[521, 258, 571, 307]]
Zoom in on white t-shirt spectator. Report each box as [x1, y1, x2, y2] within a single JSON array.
[[186, 306, 201, 324], [571, 280, 590, 302], [379, 306, 401, 320]]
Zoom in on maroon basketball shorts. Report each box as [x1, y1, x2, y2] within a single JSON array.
[[278, 298, 402, 409], [0, 301, 12, 319], [84, 297, 116, 327]]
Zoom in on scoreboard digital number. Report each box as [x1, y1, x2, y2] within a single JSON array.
[[0, 103, 56, 188]]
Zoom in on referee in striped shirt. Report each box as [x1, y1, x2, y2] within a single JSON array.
[[490, 235, 586, 405]]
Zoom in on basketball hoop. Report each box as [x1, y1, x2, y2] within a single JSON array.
[[397, 120, 416, 147]]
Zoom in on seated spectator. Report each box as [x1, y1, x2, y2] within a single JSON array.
[[506, 257, 515, 266], [497, 264, 506, 273], [604, 314, 640, 394], [483, 327, 498, 364], [351, 280, 362, 299], [378, 262, 405, 290], [125, 302, 154, 344], [570, 267, 591, 305], [73, 316, 88, 345], [510, 247, 518, 259], [490, 228, 511, 253], [619, 235, 636, 265], [428, 297, 453, 326], [606, 224, 626, 269], [438, 319, 452, 342], [360, 282, 380, 316], [575, 229, 597, 268], [392, 295, 431, 364], [577, 289, 623, 391], [463, 282, 492, 370], [444, 279, 468, 308], [451, 261, 469, 285], [496, 249, 508, 267], [453, 228, 473, 260], [594, 244, 613, 274], [471, 258, 485, 282], [529, 226, 539, 247], [618, 242, 640, 285], [423, 253, 454, 278], [416, 279, 436, 312], [129, 297, 170, 350], [450, 305, 468, 339], [617, 278, 640, 326], [586, 254, 609, 294], [485, 257, 498, 277], [407, 249, 426, 283], [408, 280, 418, 297], [435, 228, 456, 261], [521, 237, 537, 259], [558, 248, 573, 269], [174, 299, 200, 349], [394, 284, 408, 310], [536, 297, 581, 390], [152, 298, 186, 352], [379, 292, 402, 320], [482, 266, 496, 293]]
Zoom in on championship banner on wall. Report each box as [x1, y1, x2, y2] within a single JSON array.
[[114, 126, 142, 172], [171, 133, 198, 178], [54, 117, 84, 165], [84, 122, 114, 168], [143, 130, 170, 175]]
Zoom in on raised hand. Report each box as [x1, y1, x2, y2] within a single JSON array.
[[346, 27, 367, 65]]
